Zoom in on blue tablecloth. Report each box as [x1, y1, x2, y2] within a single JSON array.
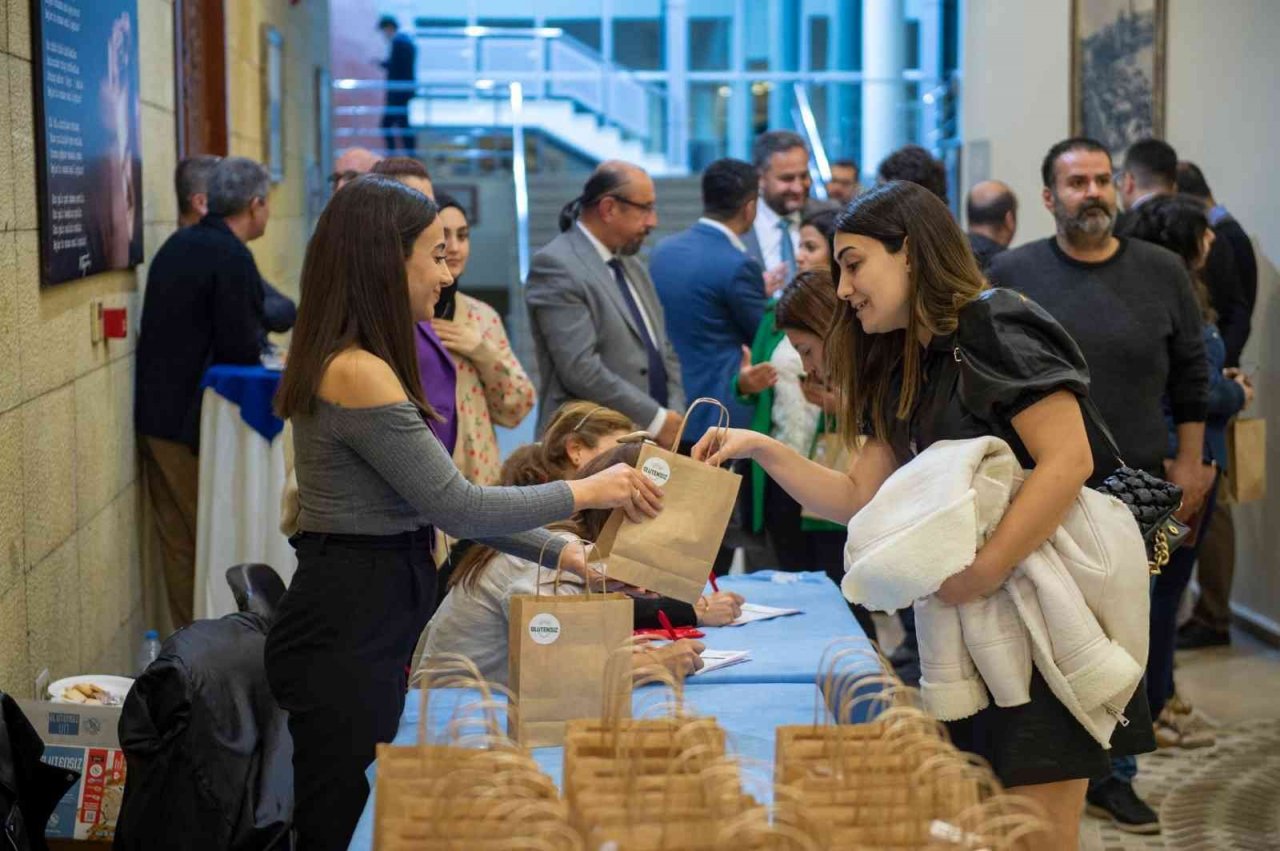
[[692, 571, 867, 684], [200, 364, 283, 442], [345, 573, 883, 851], [347, 682, 835, 850]]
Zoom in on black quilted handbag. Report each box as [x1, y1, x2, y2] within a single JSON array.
[[1082, 399, 1190, 573]]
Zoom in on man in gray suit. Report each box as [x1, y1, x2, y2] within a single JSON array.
[[526, 161, 685, 444]]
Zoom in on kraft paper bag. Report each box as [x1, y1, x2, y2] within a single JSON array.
[[508, 542, 634, 747], [1225, 417, 1266, 504], [594, 399, 742, 604]]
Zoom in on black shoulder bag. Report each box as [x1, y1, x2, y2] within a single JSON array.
[[952, 344, 1189, 573], [1079, 397, 1191, 574]]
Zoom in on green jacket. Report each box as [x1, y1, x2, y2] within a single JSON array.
[[732, 305, 845, 535]]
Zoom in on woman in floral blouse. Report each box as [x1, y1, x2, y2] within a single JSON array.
[[430, 192, 537, 484]]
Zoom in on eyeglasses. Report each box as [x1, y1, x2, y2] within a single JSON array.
[[606, 194, 657, 215]]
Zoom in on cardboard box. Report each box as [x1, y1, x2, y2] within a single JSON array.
[[18, 700, 126, 842]]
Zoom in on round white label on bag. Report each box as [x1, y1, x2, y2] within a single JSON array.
[[528, 613, 561, 645], [641, 457, 671, 486]]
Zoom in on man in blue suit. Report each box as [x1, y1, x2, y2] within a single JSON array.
[[651, 158, 774, 448]]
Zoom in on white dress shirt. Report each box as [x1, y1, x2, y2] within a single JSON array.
[[697, 216, 748, 253], [751, 198, 801, 270], [576, 221, 669, 436]]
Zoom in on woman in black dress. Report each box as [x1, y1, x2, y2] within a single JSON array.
[[693, 181, 1153, 848]]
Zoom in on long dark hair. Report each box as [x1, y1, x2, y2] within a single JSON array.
[[276, 174, 440, 418], [827, 181, 987, 447], [432, 191, 465, 320], [1126, 194, 1216, 323], [449, 441, 643, 591]]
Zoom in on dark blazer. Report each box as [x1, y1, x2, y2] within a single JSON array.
[[261, 282, 296, 334], [0, 694, 79, 851], [967, 232, 1006, 273], [1216, 216, 1257, 316], [525, 225, 685, 433], [1213, 216, 1257, 366], [381, 32, 417, 105], [1202, 237, 1248, 367], [135, 216, 265, 450], [651, 222, 769, 436], [115, 613, 292, 851]]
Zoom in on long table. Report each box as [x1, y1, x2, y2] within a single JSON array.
[[195, 365, 295, 620], [694, 570, 866, 684], [346, 570, 877, 851]]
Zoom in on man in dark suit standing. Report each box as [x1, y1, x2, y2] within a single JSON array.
[[651, 158, 773, 445], [377, 16, 417, 156], [136, 157, 269, 627], [965, 180, 1018, 272], [526, 161, 685, 444], [1176, 160, 1257, 367], [175, 155, 296, 337], [1117, 139, 1248, 364], [1174, 160, 1259, 651]]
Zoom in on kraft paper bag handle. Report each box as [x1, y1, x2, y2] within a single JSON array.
[[669, 396, 731, 453], [534, 536, 603, 597], [414, 655, 496, 748]]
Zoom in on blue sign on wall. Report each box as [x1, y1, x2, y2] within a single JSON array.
[[32, 0, 144, 285]]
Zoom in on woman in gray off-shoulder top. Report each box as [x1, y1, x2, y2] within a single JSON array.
[[261, 176, 662, 850]]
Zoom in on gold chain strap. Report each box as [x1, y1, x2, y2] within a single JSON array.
[[1149, 530, 1170, 575]]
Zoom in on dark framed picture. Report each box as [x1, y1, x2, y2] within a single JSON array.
[[435, 183, 480, 226], [30, 0, 144, 286], [1071, 0, 1167, 156], [261, 25, 285, 182]]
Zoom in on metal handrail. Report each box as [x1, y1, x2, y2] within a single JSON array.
[[509, 83, 531, 285], [791, 83, 832, 200], [410, 25, 669, 103]]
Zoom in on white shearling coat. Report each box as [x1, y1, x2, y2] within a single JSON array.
[[843, 437, 1150, 747]]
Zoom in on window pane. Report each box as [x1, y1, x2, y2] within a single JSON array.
[[688, 82, 730, 170], [612, 18, 665, 70], [689, 18, 731, 71], [547, 19, 602, 52]]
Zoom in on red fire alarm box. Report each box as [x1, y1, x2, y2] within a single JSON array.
[[102, 307, 128, 339]]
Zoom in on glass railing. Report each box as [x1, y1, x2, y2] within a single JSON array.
[[333, 25, 671, 169], [333, 24, 962, 187]]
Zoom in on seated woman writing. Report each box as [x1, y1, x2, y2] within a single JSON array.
[[440, 399, 746, 629], [421, 441, 712, 685]]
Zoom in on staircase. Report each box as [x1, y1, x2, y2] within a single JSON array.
[[413, 98, 674, 177]]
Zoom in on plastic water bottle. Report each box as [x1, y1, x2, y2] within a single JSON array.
[[137, 630, 161, 675]]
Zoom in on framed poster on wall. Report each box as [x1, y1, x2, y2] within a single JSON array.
[[1070, 0, 1167, 156], [31, 0, 144, 286], [262, 25, 284, 182]]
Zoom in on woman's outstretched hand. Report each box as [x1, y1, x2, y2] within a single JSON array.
[[691, 427, 763, 468], [567, 462, 663, 523]]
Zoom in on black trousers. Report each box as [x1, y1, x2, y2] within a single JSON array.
[[1148, 471, 1220, 719], [265, 529, 435, 851], [380, 99, 415, 155], [763, 477, 878, 642]]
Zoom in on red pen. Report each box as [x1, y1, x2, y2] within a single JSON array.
[[656, 610, 679, 641], [708, 571, 720, 593]]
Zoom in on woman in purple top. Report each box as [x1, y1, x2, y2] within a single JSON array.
[[414, 319, 458, 453]]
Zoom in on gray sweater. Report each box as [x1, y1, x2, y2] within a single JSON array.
[[293, 399, 575, 558]]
